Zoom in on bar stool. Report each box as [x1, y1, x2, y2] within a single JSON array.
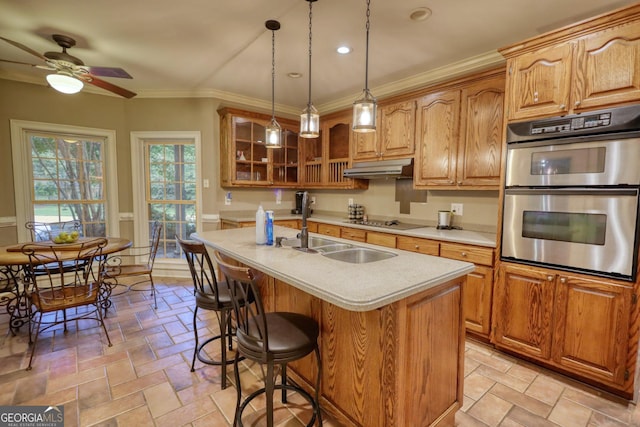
[[214, 251, 322, 427], [177, 237, 241, 389]]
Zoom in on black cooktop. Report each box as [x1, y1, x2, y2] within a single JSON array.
[[344, 219, 425, 230]]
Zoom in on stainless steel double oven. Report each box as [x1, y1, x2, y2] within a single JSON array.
[[501, 105, 640, 281]]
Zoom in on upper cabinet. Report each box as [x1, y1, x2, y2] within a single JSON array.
[[414, 71, 505, 189], [353, 100, 416, 161], [219, 108, 300, 187], [501, 9, 640, 121], [300, 113, 368, 189]]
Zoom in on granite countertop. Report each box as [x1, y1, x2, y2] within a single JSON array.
[[192, 226, 475, 312], [219, 210, 497, 248]]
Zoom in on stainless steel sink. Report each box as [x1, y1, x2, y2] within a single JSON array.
[[321, 247, 397, 264], [313, 243, 353, 253], [281, 236, 341, 248]]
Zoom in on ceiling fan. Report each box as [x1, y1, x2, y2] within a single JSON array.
[[0, 34, 136, 98]]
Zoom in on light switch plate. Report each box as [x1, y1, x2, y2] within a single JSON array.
[[451, 203, 463, 216]]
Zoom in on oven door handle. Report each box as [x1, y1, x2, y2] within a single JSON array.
[[504, 188, 639, 196]]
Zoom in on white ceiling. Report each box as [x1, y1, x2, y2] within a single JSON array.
[[0, 0, 636, 114]]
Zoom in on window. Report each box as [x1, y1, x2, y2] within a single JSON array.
[[11, 121, 120, 242], [29, 131, 107, 237], [131, 131, 201, 263], [147, 141, 197, 258]]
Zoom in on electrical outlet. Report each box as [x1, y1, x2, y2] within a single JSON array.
[[348, 198, 354, 206], [275, 189, 282, 205], [311, 196, 316, 205], [203, 178, 210, 188], [451, 203, 463, 216]]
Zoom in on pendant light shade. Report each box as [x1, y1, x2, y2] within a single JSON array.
[[300, 0, 320, 138], [353, 0, 377, 133], [265, 20, 282, 148], [46, 71, 84, 94]]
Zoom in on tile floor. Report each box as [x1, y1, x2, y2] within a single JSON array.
[[0, 278, 639, 426]]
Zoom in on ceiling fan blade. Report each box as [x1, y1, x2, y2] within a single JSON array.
[[79, 74, 136, 98], [0, 58, 40, 67], [0, 37, 49, 62], [87, 66, 132, 79]]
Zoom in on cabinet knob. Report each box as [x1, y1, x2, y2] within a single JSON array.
[[575, 101, 581, 107], [415, 245, 420, 249], [560, 277, 566, 283], [547, 275, 554, 281], [560, 104, 566, 109], [461, 252, 467, 257], [457, 181, 462, 185]]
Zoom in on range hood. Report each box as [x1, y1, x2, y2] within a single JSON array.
[[343, 158, 414, 179]]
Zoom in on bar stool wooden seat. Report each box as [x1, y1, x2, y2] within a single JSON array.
[[214, 251, 322, 427]]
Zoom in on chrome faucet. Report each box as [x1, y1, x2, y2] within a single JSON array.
[[299, 191, 310, 249]]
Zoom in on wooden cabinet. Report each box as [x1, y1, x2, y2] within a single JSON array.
[[340, 227, 366, 243], [493, 262, 635, 393], [501, 13, 640, 121], [414, 72, 505, 189], [493, 264, 556, 359], [440, 242, 494, 338], [396, 236, 439, 256], [218, 108, 300, 187], [317, 223, 340, 238], [300, 113, 368, 190], [220, 219, 300, 230], [353, 100, 416, 161], [365, 231, 396, 248]]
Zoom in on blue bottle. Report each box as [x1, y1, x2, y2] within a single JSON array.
[[266, 210, 274, 245]]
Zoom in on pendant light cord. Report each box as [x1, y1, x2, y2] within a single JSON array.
[[364, 0, 371, 91], [307, 1, 313, 110], [271, 28, 276, 120]]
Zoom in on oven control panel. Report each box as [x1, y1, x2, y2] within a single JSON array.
[[531, 112, 611, 135]]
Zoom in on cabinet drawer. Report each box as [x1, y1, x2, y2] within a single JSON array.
[[440, 242, 493, 266], [275, 220, 299, 229], [341, 227, 366, 242], [396, 236, 439, 256], [317, 223, 340, 238], [366, 231, 396, 248], [306, 221, 319, 233]]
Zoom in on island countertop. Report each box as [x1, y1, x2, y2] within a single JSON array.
[[192, 226, 475, 312]]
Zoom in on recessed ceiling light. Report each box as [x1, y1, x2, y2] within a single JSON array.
[[288, 72, 303, 78], [410, 7, 432, 22], [337, 46, 351, 54]]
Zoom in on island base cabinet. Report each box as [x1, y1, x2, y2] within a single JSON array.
[[276, 277, 465, 427]]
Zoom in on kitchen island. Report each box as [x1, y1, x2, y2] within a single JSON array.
[[193, 226, 475, 426]]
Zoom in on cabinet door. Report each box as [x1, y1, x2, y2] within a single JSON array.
[[377, 100, 416, 160], [366, 231, 396, 248], [317, 223, 340, 238], [574, 21, 640, 111], [414, 90, 461, 187], [551, 275, 632, 386], [325, 117, 352, 186], [301, 132, 323, 186], [396, 236, 439, 256], [340, 227, 366, 242], [464, 265, 493, 337], [506, 43, 573, 120], [492, 264, 555, 360], [352, 127, 379, 161], [457, 76, 505, 187], [271, 129, 299, 186], [273, 279, 321, 386]]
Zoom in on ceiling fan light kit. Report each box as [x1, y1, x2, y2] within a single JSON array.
[[46, 71, 84, 94], [353, 0, 377, 133], [0, 34, 136, 98], [300, 0, 320, 139], [265, 19, 282, 148]]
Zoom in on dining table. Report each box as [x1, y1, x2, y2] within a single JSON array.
[[0, 237, 132, 334]]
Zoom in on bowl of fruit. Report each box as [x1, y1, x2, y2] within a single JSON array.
[[52, 231, 80, 244]]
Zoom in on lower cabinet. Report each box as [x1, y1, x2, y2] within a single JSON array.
[[493, 262, 635, 395]]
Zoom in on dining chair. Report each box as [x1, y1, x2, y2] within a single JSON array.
[[176, 237, 249, 389], [103, 221, 162, 309], [213, 251, 322, 427], [21, 237, 112, 370]]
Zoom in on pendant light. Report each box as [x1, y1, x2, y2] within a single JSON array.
[[300, 0, 320, 138], [353, 0, 377, 133], [265, 20, 282, 148]]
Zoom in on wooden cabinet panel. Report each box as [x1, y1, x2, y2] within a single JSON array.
[[305, 221, 319, 233], [574, 21, 640, 111], [415, 90, 461, 187], [457, 76, 505, 187], [493, 264, 555, 359], [440, 242, 493, 267], [317, 223, 340, 238], [365, 231, 396, 248], [463, 265, 493, 336], [396, 236, 439, 256], [273, 279, 321, 386], [506, 43, 573, 120], [274, 219, 299, 229], [551, 275, 632, 386], [340, 227, 366, 242]]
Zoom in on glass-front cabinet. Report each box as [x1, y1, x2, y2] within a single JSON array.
[[219, 108, 299, 187]]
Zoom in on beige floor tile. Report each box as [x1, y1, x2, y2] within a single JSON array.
[[504, 406, 558, 427], [468, 392, 513, 426], [562, 387, 633, 424], [549, 397, 593, 427], [154, 396, 218, 427], [490, 383, 552, 418], [525, 374, 566, 406], [78, 376, 111, 410], [465, 371, 496, 401], [476, 365, 532, 393], [143, 381, 182, 418]]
